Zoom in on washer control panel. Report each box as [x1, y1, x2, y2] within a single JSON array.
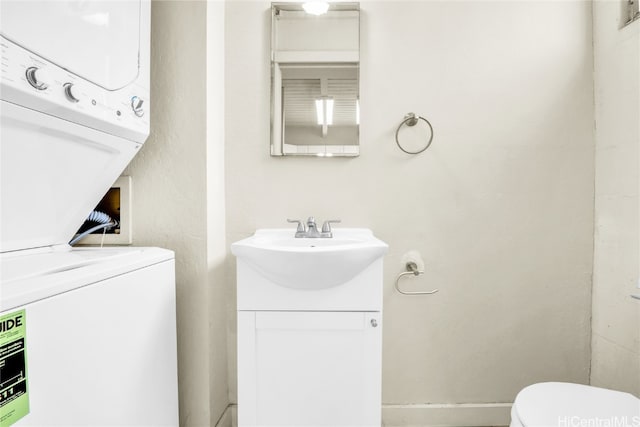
[[63, 82, 81, 103], [0, 36, 149, 143], [25, 66, 50, 90]]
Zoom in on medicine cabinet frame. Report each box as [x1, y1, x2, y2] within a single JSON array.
[[270, 2, 360, 157]]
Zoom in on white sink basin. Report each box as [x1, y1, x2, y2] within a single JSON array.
[[231, 228, 388, 290]]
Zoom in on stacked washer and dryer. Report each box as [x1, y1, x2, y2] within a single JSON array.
[[0, 1, 178, 426]]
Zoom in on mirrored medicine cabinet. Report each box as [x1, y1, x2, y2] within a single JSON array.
[[270, 2, 360, 157]]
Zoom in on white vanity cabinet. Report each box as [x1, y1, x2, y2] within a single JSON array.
[[231, 228, 388, 427], [237, 310, 382, 426]]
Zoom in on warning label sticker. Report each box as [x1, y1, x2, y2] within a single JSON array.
[[0, 310, 29, 427]]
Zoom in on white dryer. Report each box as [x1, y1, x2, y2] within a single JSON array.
[[0, 1, 178, 426]]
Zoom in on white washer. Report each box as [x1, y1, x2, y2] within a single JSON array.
[[0, 1, 178, 425], [510, 382, 640, 427], [1, 246, 178, 426]]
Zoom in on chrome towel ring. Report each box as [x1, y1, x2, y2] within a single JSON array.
[[394, 261, 439, 295], [395, 112, 434, 154]]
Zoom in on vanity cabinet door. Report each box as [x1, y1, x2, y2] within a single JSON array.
[[237, 310, 382, 426]]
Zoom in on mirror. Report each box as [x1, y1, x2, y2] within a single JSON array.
[[271, 2, 360, 157]]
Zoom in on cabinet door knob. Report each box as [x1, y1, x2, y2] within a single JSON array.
[[370, 319, 378, 328]]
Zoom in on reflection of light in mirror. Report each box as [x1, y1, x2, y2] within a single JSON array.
[[302, 1, 330, 16], [326, 99, 334, 125], [315, 99, 323, 125], [315, 98, 334, 126]]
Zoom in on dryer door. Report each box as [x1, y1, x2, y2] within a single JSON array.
[[0, 101, 140, 253], [0, 0, 141, 91]]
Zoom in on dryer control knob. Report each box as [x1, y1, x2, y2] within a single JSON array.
[[63, 83, 80, 103], [131, 96, 144, 117], [26, 67, 50, 90]]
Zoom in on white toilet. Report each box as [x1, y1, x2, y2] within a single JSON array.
[[511, 382, 640, 426]]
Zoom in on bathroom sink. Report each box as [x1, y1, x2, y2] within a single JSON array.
[[231, 228, 388, 290]]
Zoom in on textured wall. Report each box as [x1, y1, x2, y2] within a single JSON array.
[[124, 1, 229, 426], [225, 0, 595, 422], [592, 0, 640, 396]]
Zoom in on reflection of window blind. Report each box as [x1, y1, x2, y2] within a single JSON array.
[[328, 79, 358, 126], [283, 78, 358, 126], [283, 79, 320, 125]]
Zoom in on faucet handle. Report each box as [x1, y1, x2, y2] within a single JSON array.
[[321, 219, 341, 233], [287, 219, 306, 233]]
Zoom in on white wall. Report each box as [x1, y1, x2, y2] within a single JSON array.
[[592, 0, 640, 396], [225, 1, 595, 424], [124, 1, 229, 426]]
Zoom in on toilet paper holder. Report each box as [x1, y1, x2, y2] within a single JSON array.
[[395, 261, 439, 295]]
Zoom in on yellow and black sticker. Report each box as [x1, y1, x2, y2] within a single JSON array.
[[0, 310, 29, 427]]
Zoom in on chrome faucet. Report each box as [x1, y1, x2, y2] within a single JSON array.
[[306, 217, 321, 238], [320, 219, 341, 238], [287, 217, 341, 238]]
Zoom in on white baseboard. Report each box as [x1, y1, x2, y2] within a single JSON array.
[[382, 403, 512, 427], [225, 402, 511, 427]]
